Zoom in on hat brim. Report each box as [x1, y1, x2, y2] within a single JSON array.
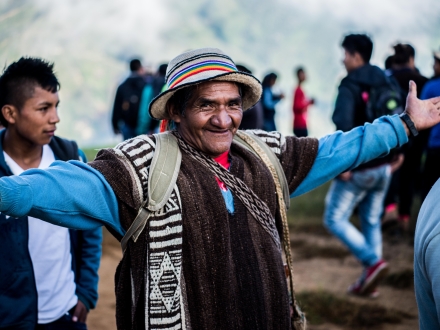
[[149, 71, 262, 120]]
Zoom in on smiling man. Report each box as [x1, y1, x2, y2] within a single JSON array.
[[0, 58, 102, 330], [0, 49, 440, 330]]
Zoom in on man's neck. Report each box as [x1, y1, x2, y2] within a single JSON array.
[[3, 129, 44, 170]]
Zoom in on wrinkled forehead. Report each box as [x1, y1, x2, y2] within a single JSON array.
[[191, 81, 241, 99]]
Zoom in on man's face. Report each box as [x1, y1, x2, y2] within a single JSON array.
[[171, 81, 243, 157], [4, 86, 60, 146], [343, 50, 364, 73]]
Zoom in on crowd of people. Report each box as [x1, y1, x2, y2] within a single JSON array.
[[0, 33, 440, 330]]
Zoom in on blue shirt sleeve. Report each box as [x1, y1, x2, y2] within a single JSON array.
[[292, 115, 408, 197], [0, 160, 124, 237]]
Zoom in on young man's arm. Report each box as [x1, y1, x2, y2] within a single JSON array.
[[0, 161, 124, 236], [71, 150, 102, 318]]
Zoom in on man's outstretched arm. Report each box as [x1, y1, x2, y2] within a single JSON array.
[[0, 160, 124, 236], [293, 81, 440, 197]]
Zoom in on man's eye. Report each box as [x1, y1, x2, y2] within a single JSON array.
[[39, 107, 48, 111], [228, 102, 242, 109], [200, 103, 213, 109]]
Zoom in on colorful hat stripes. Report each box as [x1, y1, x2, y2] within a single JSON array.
[[167, 60, 237, 89], [149, 48, 262, 120]]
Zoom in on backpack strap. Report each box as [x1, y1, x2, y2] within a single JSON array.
[[121, 132, 182, 253], [233, 131, 290, 210]]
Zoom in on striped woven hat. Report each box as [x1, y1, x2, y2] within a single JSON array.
[[149, 48, 262, 120]]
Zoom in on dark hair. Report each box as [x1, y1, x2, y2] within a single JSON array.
[[393, 43, 414, 65], [262, 72, 277, 87], [341, 34, 373, 63], [295, 67, 304, 77], [384, 55, 395, 70], [0, 57, 60, 127], [129, 59, 142, 72], [236, 64, 252, 74], [158, 64, 168, 76]]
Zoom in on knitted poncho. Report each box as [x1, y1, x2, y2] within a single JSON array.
[[89, 130, 318, 330]]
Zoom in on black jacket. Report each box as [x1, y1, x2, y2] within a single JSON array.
[[112, 74, 147, 131], [332, 64, 397, 170]]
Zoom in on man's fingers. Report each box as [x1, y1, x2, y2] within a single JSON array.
[[429, 96, 440, 105], [409, 80, 417, 96]]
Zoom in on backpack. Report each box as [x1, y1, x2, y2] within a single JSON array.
[[121, 131, 306, 330], [364, 75, 404, 122]]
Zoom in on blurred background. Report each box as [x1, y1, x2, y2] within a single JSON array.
[[2, 1, 440, 329], [1, 0, 439, 146]]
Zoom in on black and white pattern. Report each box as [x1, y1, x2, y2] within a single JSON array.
[[115, 135, 185, 330], [113, 130, 286, 329], [173, 131, 281, 251]]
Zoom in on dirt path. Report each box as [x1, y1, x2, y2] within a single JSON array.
[[88, 228, 418, 330]]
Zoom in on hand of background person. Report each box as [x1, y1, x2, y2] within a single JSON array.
[[390, 153, 405, 173], [72, 300, 88, 323], [404, 80, 440, 134], [338, 171, 352, 181]]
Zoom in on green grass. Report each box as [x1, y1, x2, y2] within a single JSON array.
[[297, 290, 414, 328], [81, 146, 112, 162]]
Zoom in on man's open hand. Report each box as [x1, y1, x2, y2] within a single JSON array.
[[405, 80, 440, 133]]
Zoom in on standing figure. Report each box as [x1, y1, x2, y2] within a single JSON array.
[[112, 59, 146, 140], [0, 57, 101, 329], [292, 67, 314, 137], [325, 34, 401, 297], [421, 49, 440, 200], [262, 72, 284, 131], [386, 43, 429, 230]]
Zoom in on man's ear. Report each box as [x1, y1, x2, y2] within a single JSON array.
[[167, 103, 181, 123], [1, 105, 17, 125]]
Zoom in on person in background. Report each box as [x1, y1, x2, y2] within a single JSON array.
[[421, 49, 440, 200], [0, 57, 101, 329], [136, 63, 168, 135], [237, 64, 264, 130], [385, 43, 429, 231], [326, 34, 398, 298], [262, 72, 284, 131], [414, 50, 440, 329], [112, 58, 146, 140], [292, 67, 314, 137]]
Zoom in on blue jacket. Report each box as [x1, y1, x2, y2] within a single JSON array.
[[421, 77, 440, 149], [0, 131, 102, 329]]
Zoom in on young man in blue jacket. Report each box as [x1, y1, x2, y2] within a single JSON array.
[[0, 57, 102, 329]]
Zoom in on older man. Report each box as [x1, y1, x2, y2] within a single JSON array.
[[0, 48, 440, 330]]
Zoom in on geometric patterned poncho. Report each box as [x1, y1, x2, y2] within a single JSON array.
[[89, 130, 318, 330]]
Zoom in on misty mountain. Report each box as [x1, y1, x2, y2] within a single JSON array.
[[1, 0, 439, 146]]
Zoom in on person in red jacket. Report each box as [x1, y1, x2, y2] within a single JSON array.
[[293, 67, 314, 137]]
